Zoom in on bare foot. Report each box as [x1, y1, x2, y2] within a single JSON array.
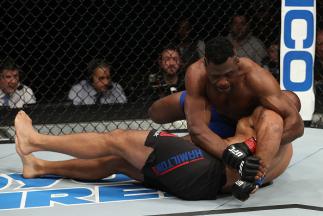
[[15, 111, 39, 155], [16, 139, 43, 178]]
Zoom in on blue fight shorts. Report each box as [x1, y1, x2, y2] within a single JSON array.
[[179, 91, 236, 138]]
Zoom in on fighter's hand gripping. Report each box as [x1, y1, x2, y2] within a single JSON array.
[[222, 137, 256, 170], [222, 137, 262, 181], [231, 180, 258, 201]]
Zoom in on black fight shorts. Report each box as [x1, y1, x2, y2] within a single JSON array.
[[142, 130, 227, 200]]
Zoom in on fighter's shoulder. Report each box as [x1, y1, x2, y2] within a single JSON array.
[[186, 59, 206, 75], [240, 58, 273, 84], [239, 57, 263, 73]]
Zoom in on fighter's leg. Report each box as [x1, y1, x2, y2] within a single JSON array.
[[15, 111, 153, 170], [148, 91, 185, 124], [253, 109, 284, 179], [229, 109, 282, 201], [17, 146, 143, 181], [240, 91, 300, 181], [233, 107, 284, 181], [262, 143, 293, 183]]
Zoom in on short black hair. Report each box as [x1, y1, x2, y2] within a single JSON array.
[[159, 45, 180, 58], [0, 57, 19, 74], [231, 13, 250, 23], [87, 58, 110, 77], [205, 37, 234, 65]]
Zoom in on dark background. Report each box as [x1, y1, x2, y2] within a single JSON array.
[[0, 0, 283, 103]]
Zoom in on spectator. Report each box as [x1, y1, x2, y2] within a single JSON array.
[[262, 42, 280, 81], [174, 18, 205, 70], [148, 46, 185, 99], [315, 29, 323, 82], [227, 14, 267, 64], [314, 29, 323, 111], [0, 58, 36, 108], [68, 59, 127, 105]]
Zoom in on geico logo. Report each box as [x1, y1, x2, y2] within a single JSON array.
[[282, 0, 315, 91]]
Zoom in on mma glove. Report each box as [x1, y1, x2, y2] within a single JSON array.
[[232, 177, 265, 201], [231, 180, 257, 201], [239, 155, 261, 181], [222, 138, 260, 181]]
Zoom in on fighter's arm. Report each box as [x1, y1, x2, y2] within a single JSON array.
[[184, 63, 227, 158], [248, 66, 304, 144], [229, 108, 284, 201], [250, 107, 284, 171]]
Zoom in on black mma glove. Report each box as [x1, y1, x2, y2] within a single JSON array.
[[223, 137, 261, 181], [222, 137, 256, 170], [231, 180, 257, 201], [232, 176, 265, 201], [239, 155, 261, 181]]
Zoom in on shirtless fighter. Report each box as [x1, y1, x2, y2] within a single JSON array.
[[148, 37, 304, 199]]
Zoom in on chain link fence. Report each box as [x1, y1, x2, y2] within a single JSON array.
[[0, 0, 321, 139]]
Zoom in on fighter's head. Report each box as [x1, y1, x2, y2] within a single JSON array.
[[205, 37, 239, 93]]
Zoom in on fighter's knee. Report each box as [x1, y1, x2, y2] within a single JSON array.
[[104, 129, 127, 145], [148, 103, 162, 123], [100, 129, 129, 155], [294, 121, 304, 138], [109, 129, 127, 138], [148, 105, 156, 120]]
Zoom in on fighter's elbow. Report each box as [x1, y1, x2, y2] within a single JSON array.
[[283, 118, 304, 143], [187, 124, 203, 138], [294, 120, 304, 138], [290, 113, 304, 137]]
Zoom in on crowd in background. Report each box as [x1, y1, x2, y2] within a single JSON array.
[[0, 14, 274, 108]]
